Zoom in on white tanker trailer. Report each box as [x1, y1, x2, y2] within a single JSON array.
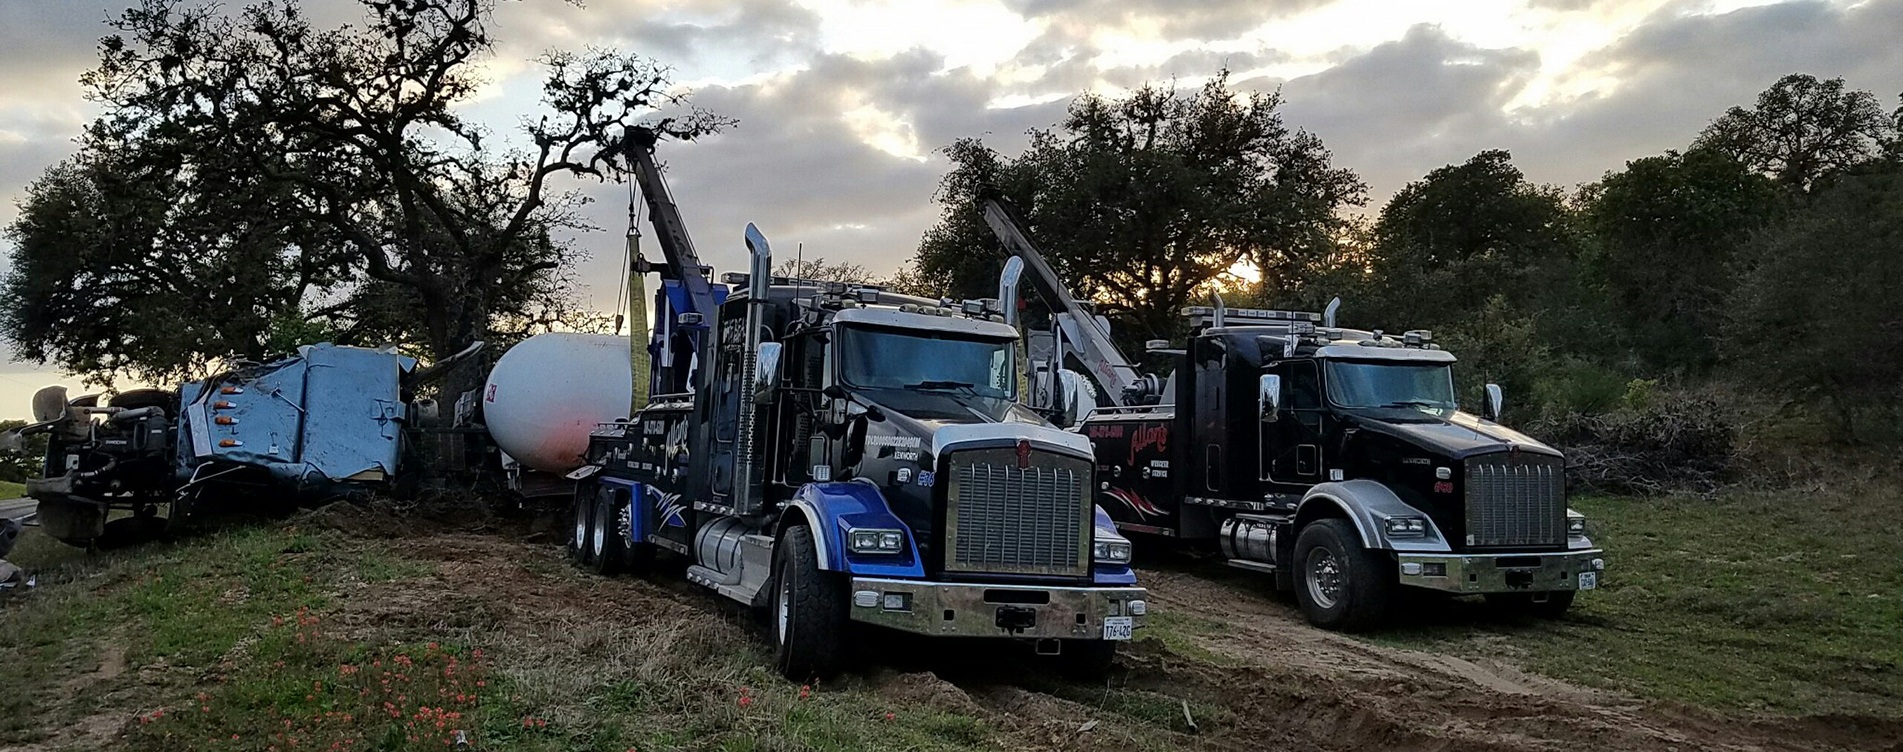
[[479, 333, 633, 491]]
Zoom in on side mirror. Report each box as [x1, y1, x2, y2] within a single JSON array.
[[1258, 374, 1282, 423], [1057, 369, 1093, 427], [754, 342, 782, 401], [1483, 383, 1504, 422]]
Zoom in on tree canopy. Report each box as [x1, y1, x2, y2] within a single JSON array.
[[897, 71, 1903, 445], [912, 73, 1364, 348], [1723, 161, 1903, 441], [2, 0, 722, 390], [1693, 74, 1895, 191], [1579, 148, 1784, 372]]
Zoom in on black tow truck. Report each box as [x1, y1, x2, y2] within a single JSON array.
[[982, 197, 1605, 629]]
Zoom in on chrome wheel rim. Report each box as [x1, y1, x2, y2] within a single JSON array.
[[776, 576, 791, 645], [573, 499, 587, 551], [1306, 547, 1344, 610], [590, 497, 606, 558]]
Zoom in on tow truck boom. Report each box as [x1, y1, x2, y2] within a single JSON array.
[[624, 126, 720, 397], [981, 197, 1153, 407]]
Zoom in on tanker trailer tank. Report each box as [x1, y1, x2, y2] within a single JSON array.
[[483, 333, 633, 479]]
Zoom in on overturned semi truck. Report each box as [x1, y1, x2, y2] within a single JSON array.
[[11, 343, 476, 548]]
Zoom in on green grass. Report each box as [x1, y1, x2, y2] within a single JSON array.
[[1377, 482, 1903, 716], [0, 480, 26, 499], [1140, 610, 1240, 667], [1, 522, 1125, 751]]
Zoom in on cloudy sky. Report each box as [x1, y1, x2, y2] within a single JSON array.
[[0, 0, 1899, 415]]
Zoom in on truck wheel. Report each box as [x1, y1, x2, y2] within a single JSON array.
[[1485, 591, 1576, 619], [770, 525, 848, 681], [587, 488, 623, 576], [1293, 518, 1394, 631], [567, 486, 591, 564], [1055, 640, 1117, 681]]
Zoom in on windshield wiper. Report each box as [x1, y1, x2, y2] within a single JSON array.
[[905, 380, 978, 395], [1378, 399, 1443, 409]]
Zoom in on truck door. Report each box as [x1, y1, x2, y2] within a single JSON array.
[[1262, 359, 1324, 486]]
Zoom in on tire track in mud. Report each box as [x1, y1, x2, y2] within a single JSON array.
[[1115, 566, 1902, 752]]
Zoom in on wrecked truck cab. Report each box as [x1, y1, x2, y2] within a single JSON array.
[[22, 344, 419, 548]]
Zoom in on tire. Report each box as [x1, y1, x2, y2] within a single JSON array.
[[108, 388, 177, 416], [770, 525, 848, 681], [568, 484, 593, 566], [1485, 591, 1576, 619], [1293, 518, 1395, 631], [587, 487, 623, 576], [1055, 639, 1118, 681]]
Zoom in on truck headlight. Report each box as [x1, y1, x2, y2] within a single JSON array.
[[848, 528, 905, 554], [1093, 539, 1132, 564], [1384, 516, 1426, 537], [1567, 516, 1587, 537]]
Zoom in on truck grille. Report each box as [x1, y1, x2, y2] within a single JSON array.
[[944, 448, 1091, 577], [1464, 452, 1566, 549]]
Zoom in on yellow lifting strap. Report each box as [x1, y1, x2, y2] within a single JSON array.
[[627, 228, 651, 413]]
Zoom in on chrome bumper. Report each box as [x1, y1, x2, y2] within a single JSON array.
[[847, 577, 1147, 640], [1396, 549, 1605, 594]]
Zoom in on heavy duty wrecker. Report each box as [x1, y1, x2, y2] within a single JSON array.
[[563, 131, 1147, 679], [985, 197, 1606, 630]]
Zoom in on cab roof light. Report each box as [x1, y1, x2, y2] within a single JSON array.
[[1182, 305, 1322, 323]]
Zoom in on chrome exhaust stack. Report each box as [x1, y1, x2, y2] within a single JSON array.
[[997, 256, 1024, 329], [732, 223, 775, 516]]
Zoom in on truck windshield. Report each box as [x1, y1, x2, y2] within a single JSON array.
[[1324, 361, 1456, 411], [839, 326, 1016, 399]]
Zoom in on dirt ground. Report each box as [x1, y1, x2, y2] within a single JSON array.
[[331, 530, 1901, 752]]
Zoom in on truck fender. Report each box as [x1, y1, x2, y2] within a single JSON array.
[[594, 477, 646, 547], [1298, 480, 1452, 553], [780, 480, 925, 577]]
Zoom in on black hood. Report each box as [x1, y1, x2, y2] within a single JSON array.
[[1343, 408, 1560, 460]]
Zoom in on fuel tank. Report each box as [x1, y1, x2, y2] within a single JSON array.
[[483, 333, 633, 473]]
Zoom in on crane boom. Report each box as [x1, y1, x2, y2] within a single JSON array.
[[981, 197, 1148, 407], [623, 126, 720, 397]]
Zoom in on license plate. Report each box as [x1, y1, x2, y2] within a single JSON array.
[[1577, 571, 1598, 591], [1102, 616, 1134, 640]]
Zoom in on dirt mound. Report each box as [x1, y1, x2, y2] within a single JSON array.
[[291, 494, 494, 538], [867, 670, 985, 715]]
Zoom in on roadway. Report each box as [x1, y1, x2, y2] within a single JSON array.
[[0, 497, 36, 524]]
